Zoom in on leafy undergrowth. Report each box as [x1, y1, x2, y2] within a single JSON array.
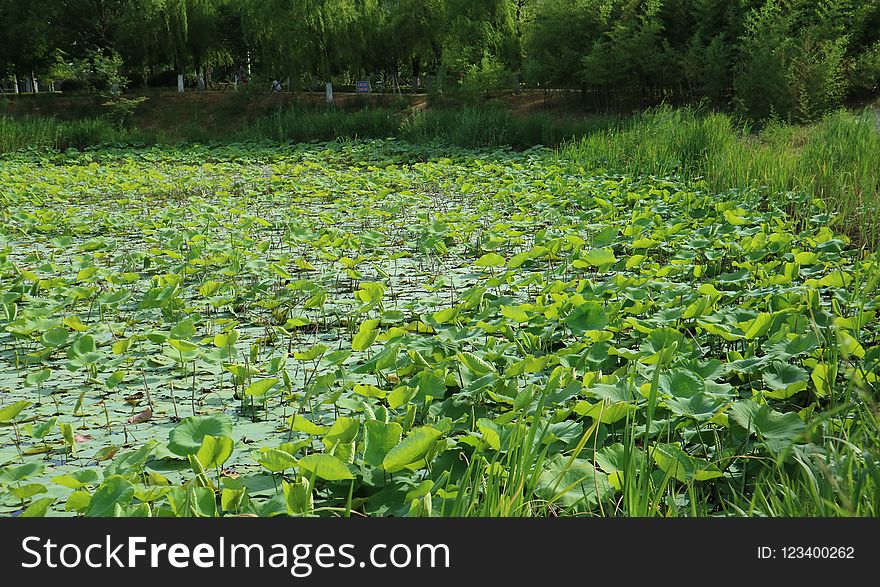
[[1, 140, 878, 517]]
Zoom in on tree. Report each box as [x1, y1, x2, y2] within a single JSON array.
[[525, 0, 674, 96], [243, 0, 376, 99], [442, 0, 517, 83], [0, 0, 59, 92], [369, 0, 446, 91], [1, 0, 876, 116], [735, 0, 855, 122]]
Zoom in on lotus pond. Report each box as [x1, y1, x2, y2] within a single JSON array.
[[1, 141, 878, 517]]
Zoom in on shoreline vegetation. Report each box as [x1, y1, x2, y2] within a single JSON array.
[[3, 100, 878, 250]]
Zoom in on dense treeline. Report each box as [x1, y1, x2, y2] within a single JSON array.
[[1, 0, 878, 121]]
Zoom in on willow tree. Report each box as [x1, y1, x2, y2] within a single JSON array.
[[243, 0, 375, 101], [442, 0, 518, 82], [113, 0, 176, 85], [160, 0, 234, 89], [368, 0, 446, 91], [366, 0, 516, 93]]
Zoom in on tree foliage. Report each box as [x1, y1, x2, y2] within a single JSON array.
[[1, 0, 878, 121]]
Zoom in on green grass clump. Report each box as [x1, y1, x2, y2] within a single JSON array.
[[236, 105, 615, 149], [0, 116, 63, 152], [0, 115, 163, 152], [562, 106, 880, 249], [400, 107, 616, 149], [239, 106, 400, 142]]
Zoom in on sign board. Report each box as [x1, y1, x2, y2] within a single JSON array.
[[356, 80, 370, 93], [177, 74, 184, 93]]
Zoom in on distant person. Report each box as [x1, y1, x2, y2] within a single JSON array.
[[271, 79, 282, 93], [235, 65, 248, 88]]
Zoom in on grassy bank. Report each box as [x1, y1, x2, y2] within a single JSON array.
[[561, 106, 880, 249], [1, 105, 609, 151]]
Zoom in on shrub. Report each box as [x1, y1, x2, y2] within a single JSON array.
[[102, 96, 149, 129]]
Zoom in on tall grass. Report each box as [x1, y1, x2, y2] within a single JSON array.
[[437, 390, 879, 518], [2, 107, 616, 153], [0, 115, 162, 152], [562, 105, 880, 249], [0, 116, 63, 152], [729, 402, 880, 517], [401, 107, 615, 148], [237, 105, 616, 149], [239, 106, 400, 142]]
